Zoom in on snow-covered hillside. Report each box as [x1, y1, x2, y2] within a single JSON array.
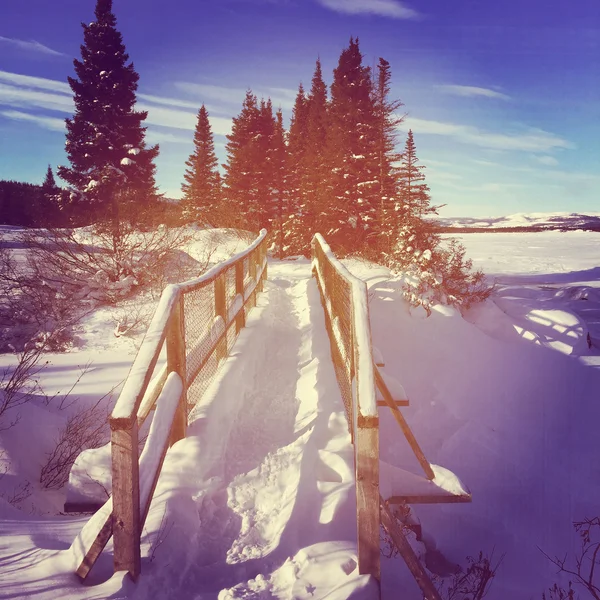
[[1, 228, 599, 599], [437, 211, 600, 231]]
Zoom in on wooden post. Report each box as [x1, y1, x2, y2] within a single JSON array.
[[235, 261, 245, 334], [111, 417, 141, 580], [167, 296, 187, 446], [355, 422, 381, 584], [215, 274, 227, 362], [353, 312, 380, 584]]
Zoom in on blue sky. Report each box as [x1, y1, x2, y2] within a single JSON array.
[[0, 0, 599, 217]]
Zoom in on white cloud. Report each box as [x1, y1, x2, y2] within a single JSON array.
[[0, 82, 73, 113], [0, 36, 64, 57], [533, 155, 559, 167], [145, 129, 192, 145], [0, 70, 71, 94], [0, 109, 65, 131], [316, 0, 420, 18], [436, 85, 510, 101], [401, 117, 574, 153], [175, 82, 297, 110], [0, 70, 232, 135]]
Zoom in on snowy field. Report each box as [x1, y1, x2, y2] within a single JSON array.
[[0, 227, 599, 599]]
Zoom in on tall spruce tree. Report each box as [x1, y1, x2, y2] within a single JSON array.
[[270, 109, 288, 257], [326, 38, 379, 252], [398, 130, 433, 220], [283, 83, 310, 254], [224, 91, 279, 232], [42, 165, 58, 194], [181, 105, 221, 225], [287, 84, 309, 213], [58, 0, 159, 230], [372, 57, 404, 254], [301, 59, 329, 244]]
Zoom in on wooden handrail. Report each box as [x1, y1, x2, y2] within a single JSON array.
[[75, 229, 268, 582], [311, 234, 380, 584]]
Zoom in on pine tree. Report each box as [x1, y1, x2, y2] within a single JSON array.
[[398, 130, 433, 221], [372, 58, 404, 254], [286, 84, 309, 213], [58, 0, 159, 231], [224, 91, 279, 232], [270, 109, 288, 257], [301, 59, 329, 243], [42, 165, 58, 194], [326, 38, 379, 252], [181, 105, 221, 225]]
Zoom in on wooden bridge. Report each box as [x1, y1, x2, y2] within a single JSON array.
[[69, 230, 470, 599]]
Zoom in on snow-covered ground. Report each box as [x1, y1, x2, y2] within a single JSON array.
[[1, 227, 599, 599]]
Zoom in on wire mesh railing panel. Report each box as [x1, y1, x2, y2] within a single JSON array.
[[183, 282, 218, 411], [313, 241, 355, 434]]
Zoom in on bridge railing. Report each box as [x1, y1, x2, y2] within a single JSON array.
[[311, 233, 381, 582], [75, 229, 268, 581]]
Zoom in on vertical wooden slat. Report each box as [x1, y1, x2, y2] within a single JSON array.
[[215, 275, 227, 362], [167, 296, 187, 446], [235, 261, 245, 334], [353, 302, 381, 584], [111, 418, 141, 580], [355, 424, 380, 583]]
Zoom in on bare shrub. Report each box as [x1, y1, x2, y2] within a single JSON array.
[[40, 394, 111, 489], [0, 346, 47, 430], [431, 551, 504, 600], [543, 582, 577, 600], [540, 517, 600, 600], [381, 503, 502, 600]]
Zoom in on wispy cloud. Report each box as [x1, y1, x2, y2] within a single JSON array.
[[145, 129, 193, 145], [533, 155, 559, 167], [0, 82, 73, 113], [175, 82, 297, 110], [0, 70, 71, 93], [0, 109, 65, 131], [0, 36, 64, 57], [401, 117, 574, 153], [316, 0, 420, 18], [436, 85, 510, 101], [0, 70, 232, 135]]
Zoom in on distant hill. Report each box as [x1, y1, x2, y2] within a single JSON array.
[[435, 212, 600, 233]]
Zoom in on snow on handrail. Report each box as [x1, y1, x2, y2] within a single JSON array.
[[178, 229, 267, 293], [111, 284, 179, 423], [313, 234, 377, 419], [139, 372, 183, 524], [110, 229, 267, 424]]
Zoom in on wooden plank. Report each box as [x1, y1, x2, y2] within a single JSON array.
[[376, 399, 409, 407], [167, 298, 187, 446], [75, 511, 114, 580], [137, 364, 168, 428], [355, 424, 381, 583], [380, 496, 442, 600], [139, 374, 183, 527], [374, 366, 435, 481], [388, 493, 471, 505], [64, 500, 105, 514], [110, 421, 141, 580]]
